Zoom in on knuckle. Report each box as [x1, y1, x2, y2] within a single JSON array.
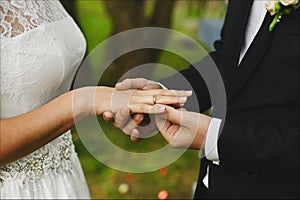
[[123, 79, 131, 85], [139, 78, 147, 82]]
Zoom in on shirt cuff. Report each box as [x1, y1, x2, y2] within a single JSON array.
[[204, 118, 222, 165]]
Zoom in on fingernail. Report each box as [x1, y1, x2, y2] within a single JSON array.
[[180, 103, 185, 107], [186, 90, 193, 95], [157, 106, 166, 112], [179, 97, 187, 103], [131, 129, 139, 137], [115, 83, 121, 87]]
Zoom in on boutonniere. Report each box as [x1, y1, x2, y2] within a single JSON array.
[[265, 0, 300, 31]]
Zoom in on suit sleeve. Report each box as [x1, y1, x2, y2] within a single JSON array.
[[218, 120, 300, 177], [159, 36, 224, 113]]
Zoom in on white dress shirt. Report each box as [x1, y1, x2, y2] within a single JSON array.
[[203, 0, 267, 188]]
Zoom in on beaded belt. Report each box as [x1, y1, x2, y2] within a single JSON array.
[[0, 134, 74, 187]]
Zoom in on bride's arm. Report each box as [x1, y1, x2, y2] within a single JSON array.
[[0, 86, 191, 165], [0, 87, 100, 165]]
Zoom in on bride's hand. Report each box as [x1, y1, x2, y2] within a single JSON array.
[[93, 86, 192, 116]]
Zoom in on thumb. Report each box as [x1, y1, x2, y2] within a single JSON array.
[[115, 81, 130, 90], [154, 108, 181, 145], [164, 106, 183, 125], [154, 106, 183, 134], [115, 78, 148, 90], [142, 82, 163, 90]]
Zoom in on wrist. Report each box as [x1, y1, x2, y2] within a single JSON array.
[[71, 87, 95, 120], [72, 86, 114, 118], [95, 86, 114, 115]]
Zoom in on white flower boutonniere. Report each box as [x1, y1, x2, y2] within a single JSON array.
[[265, 0, 300, 31]]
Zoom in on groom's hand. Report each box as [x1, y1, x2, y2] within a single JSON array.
[[102, 78, 163, 141], [155, 106, 211, 149]]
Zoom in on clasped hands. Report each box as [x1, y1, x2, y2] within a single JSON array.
[[102, 78, 212, 150]]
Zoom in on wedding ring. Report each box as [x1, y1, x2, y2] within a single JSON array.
[[152, 94, 157, 104]]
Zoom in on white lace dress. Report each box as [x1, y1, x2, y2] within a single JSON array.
[[0, 0, 90, 198]]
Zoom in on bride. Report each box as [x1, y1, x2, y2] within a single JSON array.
[[0, 0, 191, 198]]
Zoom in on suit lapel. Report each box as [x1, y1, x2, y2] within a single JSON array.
[[221, 0, 273, 102]]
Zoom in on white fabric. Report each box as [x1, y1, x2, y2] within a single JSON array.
[[0, 0, 89, 198], [203, 166, 209, 188], [239, 0, 267, 64], [203, 0, 268, 188], [204, 118, 221, 165]]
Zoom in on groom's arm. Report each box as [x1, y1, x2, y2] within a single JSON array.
[[159, 32, 224, 113], [157, 34, 224, 162]]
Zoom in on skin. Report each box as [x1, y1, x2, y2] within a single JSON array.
[[0, 86, 191, 165], [155, 106, 211, 150], [103, 78, 212, 149]]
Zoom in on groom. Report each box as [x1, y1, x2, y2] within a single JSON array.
[[104, 0, 300, 198]]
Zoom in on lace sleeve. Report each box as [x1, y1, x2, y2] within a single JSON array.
[[0, 0, 68, 39]]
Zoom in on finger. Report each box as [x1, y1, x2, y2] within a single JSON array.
[[130, 129, 142, 142], [155, 113, 173, 141], [116, 78, 155, 90], [114, 107, 131, 128], [143, 82, 163, 90], [103, 111, 114, 122], [131, 95, 188, 105], [155, 113, 181, 146], [134, 89, 192, 97], [156, 96, 188, 105], [164, 106, 198, 128], [165, 124, 180, 137], [164, 124, 180, 147], [121, 114, 144, 135], [155, 113, 171, 134], [129, 104, 166, 114], [177, 107, 187, 111], [167, 103, 184, 109], [130, 125, 156, 141], [164, 106, 184, 125]]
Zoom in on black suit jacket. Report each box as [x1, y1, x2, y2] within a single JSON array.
[[162, 0, 299, 198]]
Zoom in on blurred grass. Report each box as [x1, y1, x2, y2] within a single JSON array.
[[74, 0, 226, 199]]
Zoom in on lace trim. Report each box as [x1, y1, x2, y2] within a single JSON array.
[[0, 0, 68, 38], [0, 133, 75, 188]]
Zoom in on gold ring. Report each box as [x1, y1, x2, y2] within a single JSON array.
[[153, 94, 157, 104]]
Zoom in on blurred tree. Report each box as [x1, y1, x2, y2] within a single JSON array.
[[104, 0, 175, 33], [99, 0, 176, 86], [187, 0, 208, 17]]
